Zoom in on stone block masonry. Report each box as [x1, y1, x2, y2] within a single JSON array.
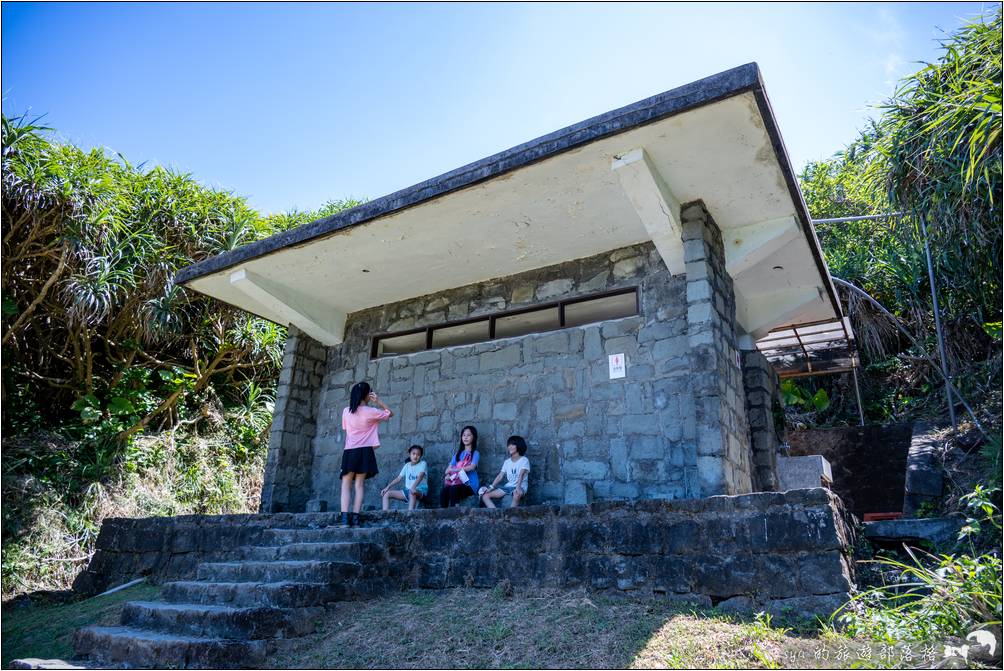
[[260, 327, 327, 513], [73, 490, 854, 621], [681, 202, 753, 496], [309, 241, 706, 510], [266, 208, 764, 512], [742, 348, 782, 492]]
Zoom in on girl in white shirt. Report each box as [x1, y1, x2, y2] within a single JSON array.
[[480, 435, 530, 508]]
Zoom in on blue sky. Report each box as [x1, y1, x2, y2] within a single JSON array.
[[1, 2, 994, 214]]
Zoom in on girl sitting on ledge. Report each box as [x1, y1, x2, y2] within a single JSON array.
[[480, 435, 530, 508], [440, 425, 480, 507], [381, 445, 428, 510]]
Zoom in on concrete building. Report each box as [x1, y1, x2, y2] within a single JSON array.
[[177, 63, 855, 513]]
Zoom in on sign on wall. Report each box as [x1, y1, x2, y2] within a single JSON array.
[[608, 353, 626, 379]]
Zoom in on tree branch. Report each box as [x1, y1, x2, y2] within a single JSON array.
[[2, 241, 70, 345]]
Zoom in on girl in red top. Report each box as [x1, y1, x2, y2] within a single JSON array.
[[340, 381, 393, 526]]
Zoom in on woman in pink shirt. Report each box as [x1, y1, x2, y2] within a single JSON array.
[[340, 381, 393, 526]]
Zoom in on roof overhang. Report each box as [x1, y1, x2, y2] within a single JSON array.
[[177, 62, 843, 347]]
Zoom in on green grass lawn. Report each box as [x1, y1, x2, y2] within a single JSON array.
[[1, 582, 160, 668]]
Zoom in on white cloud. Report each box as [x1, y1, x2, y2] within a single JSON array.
[[859, 6, 908, 92]]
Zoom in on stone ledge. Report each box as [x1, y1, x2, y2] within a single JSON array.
[[75, 489, 853, 617]]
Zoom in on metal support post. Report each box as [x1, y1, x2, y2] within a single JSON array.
[[919, 215, 957, 428]]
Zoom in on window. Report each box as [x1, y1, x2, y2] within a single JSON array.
[[375, 330, 426, 356], [431, 319, 490, 348], [564, 291, 638, 327], [372, 288, 638, 358], [495, 306, 560, 339]]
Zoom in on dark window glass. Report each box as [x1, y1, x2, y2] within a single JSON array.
[[431, 319, 490, 348], [564, 292, 637, 327], [371, 288, 638, 357], [495, 307, 560, 339], [375, 331, 426, 357]]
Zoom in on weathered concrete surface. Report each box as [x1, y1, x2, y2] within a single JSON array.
[[863, 516, 964, 547], [175, 64, 764, 287], [777, 455, 832, 491], [902, 424, 945, 517]]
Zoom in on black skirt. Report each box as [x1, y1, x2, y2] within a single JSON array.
[[340, 446, 379, 479]]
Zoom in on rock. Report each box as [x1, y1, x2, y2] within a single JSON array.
[[863, 516, 964, 547]]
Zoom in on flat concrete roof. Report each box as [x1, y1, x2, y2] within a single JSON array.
[[177, 63, 842, 346]]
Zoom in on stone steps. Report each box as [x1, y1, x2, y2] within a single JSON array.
[[263, 525, 398, 545], [73, 625, 273, 669], [162, 579, 339, 609], [71, 524, 407, 668], [121, 600, 322, 640], [239, 540, 385, 563], [197, 559, 363, 583]]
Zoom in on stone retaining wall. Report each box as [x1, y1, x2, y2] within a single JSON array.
[[74, 489, 853, 618]]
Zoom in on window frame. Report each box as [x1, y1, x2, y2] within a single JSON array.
[[370, 287, 639, 358]]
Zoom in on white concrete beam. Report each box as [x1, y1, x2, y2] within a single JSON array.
[[724, 215, 801, 277], [230, 268, 345, 346], [736, 286, 823, 340], [611, 148, 685, 275]]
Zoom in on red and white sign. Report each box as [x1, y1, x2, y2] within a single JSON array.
[[608, 353, 626, 379]]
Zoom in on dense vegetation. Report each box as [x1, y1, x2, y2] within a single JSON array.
[[1, 114, 361, 595], [1, 12, 1000, 650], [799, 10, 1002, 646], [793, 9, 1001, 430]]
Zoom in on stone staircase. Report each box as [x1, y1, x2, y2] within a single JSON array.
[[72, 524, 404, 669]]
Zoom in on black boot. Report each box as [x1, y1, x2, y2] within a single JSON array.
[[350, 512, 361, 527], [340, 512, 350, 526]]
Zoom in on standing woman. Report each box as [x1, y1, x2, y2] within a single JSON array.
[[340, 381, 393, 526], [440, 425, 480, 507]]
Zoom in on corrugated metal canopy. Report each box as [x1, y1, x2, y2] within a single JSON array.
[[756, 317, 858, 378]]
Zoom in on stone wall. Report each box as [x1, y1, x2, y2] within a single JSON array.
[[261, 203, 765, 512], [681, 202, 753, 495], [260, 327, 327, 513], [742, 348, 782, 491], [394, 488, 852, 618], [310, 240, 704, 510], [73, 513, 281, 595], [74, 490, 854, 619]]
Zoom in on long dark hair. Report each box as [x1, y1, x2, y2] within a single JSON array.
[[455, 425, 478, 461], [348, 381, 371, 413]]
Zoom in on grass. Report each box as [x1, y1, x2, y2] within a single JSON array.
[[268, 587, 925, 669], [0, 582, 160, 668]]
